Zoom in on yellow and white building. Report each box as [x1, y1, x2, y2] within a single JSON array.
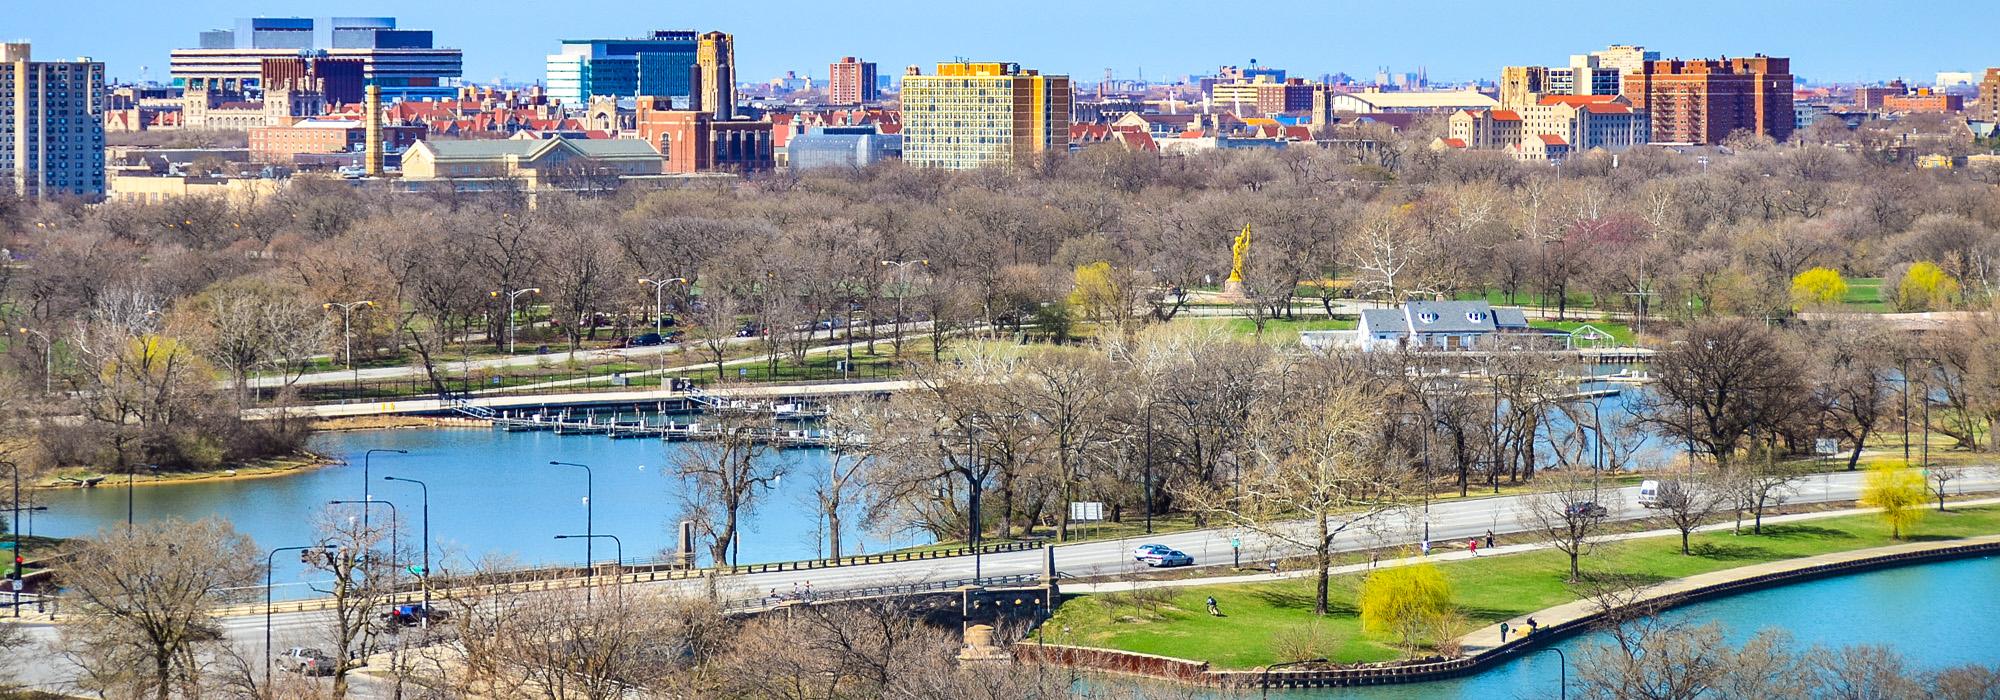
[[900, 62, 1070, 170]]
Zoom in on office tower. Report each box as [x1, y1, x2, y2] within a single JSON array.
[[694, 31, 734, 120], [900, 62, 1070, 170], [546, 31, 700, 108], [830, 56, 878, 104], [1622, 55, 1794, 144], [2, 43, 106, 199], [172, 17, 461, 101]]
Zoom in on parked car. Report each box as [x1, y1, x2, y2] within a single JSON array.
[[1132, 544, 1194, 568], [276, 647, 336, 676], [382, 603, 449, 629], [1565, 501, 1610, 518], [631, 332, 666, 347]]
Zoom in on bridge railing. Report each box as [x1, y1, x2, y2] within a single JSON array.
[[724, 572, 1043, 612], [618, 539, 1044, 577]]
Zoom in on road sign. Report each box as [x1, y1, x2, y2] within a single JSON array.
[[1814, 438, 1840, 456]]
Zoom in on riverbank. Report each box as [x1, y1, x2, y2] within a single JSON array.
[[38, 452, 339, 490], [1038, 499, 2000, 674]]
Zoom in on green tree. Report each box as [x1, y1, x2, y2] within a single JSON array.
[[1789, 267, 1848, 311], [1358, 560, 1454, 652], [1894, 262, 1960, 312], [1861, 461, 1928, 539]]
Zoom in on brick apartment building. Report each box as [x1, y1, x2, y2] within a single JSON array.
[[1881, 90, 1964, 113], [1209, 77, 1313, 115], [1621, 55, 1794, 144], [1983, 69, 2000, 123], [829, 56, 877, 104]]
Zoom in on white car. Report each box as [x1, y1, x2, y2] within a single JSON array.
[[1132, 544, 1194, 567]]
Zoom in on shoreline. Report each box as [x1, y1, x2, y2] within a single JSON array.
[[31, 416, 485, 491]]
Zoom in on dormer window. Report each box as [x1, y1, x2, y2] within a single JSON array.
[[1466, 311, 1488, 322], [1417, 312, 1440, 324]]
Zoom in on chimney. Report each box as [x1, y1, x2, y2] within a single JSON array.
[[364, 84, 384, 177]]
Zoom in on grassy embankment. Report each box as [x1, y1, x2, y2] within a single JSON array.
[[1044, 504, 2000, 669]]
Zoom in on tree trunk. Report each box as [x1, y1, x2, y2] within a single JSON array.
[[154, 646, 172, 700], [827, 507, 843, 560]]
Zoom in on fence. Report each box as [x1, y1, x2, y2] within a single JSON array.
[[252, 353, 906, 407]]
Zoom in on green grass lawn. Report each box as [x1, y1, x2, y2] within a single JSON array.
[[1841, 277, 1890, 312], [1045, 505, 2000, 669], [1527, 320, 1635, 346], [1193, 317, 1358, 338]]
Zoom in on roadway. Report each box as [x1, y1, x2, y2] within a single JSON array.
[[7, 468, 1991, 697]]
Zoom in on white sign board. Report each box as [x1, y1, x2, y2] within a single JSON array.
[[1068, 501, 1105, 522], [1815, 438, 1840, 456]]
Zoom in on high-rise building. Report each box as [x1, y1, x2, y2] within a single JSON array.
[[1500, 55, 1623, 109], [1980, 69, 2000, 123], [830, 56, 878, 104], [693, 32, 734, 121], [260, 56, 365, 104], [1589, 45, 1659, 77], [1622, 55, 1794, 144], [2, 43, 106, 200], [546, 31, 700, 109], [900, 62, 1070, 170], [172, 17, 461, 101]]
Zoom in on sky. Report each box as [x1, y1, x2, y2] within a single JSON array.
[[8, 0, 1992, 87]]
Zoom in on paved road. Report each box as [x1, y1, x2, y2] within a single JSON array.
[[8, 468, 1992, 696]]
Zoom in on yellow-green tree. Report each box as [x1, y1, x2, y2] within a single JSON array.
[[1861, 461, 1928, 539], [1358, 560, 1454, 652], [1895, 262, 1960, 312], [1789, 267, 1848, 311]]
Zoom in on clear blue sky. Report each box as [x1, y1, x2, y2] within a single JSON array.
[[11, 0, 1989, 86]]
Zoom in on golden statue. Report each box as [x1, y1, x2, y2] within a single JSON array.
[[1226, 224, 1252, 283]]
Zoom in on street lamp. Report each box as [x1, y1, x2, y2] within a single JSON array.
[[1541, 647, 1568, 700], [877, 260, 927, 356], [555, 534, 623, 601], [490, 288, 541, 355], [637, 277, 689, 333], [126, 463, 158, 530], [382, 476, 432, 625], [322, 300, 375, 394], [549, 461, 595, 604], [1261, 658, 1326, 699], [266, 544, 335, 685], [329, 500, 399, 595], [14, 328, 51, 395], [360, 449, 407, 534], [1390, 410, 1432, 546], [4, 461, 48, 618]]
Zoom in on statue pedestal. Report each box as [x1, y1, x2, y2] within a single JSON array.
[[1217, 279, 1248, 302]]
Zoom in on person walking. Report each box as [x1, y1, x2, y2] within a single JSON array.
[[1468, 538, 1479, 557], [1206, 596, 1223, 616], [1485, 530, 1496, 549]]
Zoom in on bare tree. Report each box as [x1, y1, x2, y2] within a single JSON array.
[[1520, 467, 1615, 582], [1645, 320, 1809, 469], [57, 518, 261, 700], [1645, 470, 1730, 555], [674, 400, 784, 567]]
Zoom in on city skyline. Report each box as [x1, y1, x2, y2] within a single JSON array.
[[13, 0, 1998, 87]]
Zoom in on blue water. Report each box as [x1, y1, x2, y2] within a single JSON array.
[[32, 428, 914, 598], [1241, 555, 2000, 698]]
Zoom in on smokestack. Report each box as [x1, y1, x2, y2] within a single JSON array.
[[364, 84, 383, 177]]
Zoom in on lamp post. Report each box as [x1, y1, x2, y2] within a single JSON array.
[[549, 461, 594, 604], [329, 500, 399, 595], [382, 476, 432, 625], [1391, 410, 1431, 545], [1541, 647, 1568, 700], [267, 544, 335, 685], [637, 277, 689, 333], [877, 259, 927, 356], [555, 534, 622, 601], [490, 288, 541, 355], [1261, 658, 1327, 699], [360, 449, 406, 535], [322, 300, 374, 394], [5, 461, 46, 618], [15, 328, 51, 395], [126, 463, 157, 530]]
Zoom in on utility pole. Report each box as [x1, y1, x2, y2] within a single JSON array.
[[322, 300, 375, 394]]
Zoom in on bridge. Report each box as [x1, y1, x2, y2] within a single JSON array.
[[243, 379, 911, 421]]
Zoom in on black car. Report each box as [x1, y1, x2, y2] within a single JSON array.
[[1565, 501, 1610, 518], [632, 332, 666, 347]]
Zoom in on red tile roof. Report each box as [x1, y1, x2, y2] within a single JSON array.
[[1439, 137, 1468, 149], [1537, 134, 1569, 146], [1490, 110, 1522, 121], [1581, 103, 1632, 114]]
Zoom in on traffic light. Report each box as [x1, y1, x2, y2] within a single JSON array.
[[8, 554, 22, 579]]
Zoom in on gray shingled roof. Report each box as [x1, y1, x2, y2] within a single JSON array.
[[417, 137, 661, 162], [1405, 300, 1499, 333], [1493, 307, 1529, 329], [1360, 309, 1407, 335]]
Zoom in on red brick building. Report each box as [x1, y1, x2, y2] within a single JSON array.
[[829, 56, 877, 105], [1881, 90, 1963, 113], [634, 96, 774, 173], [247, 118, 423, 164], [1622, 55, 1794, 144]]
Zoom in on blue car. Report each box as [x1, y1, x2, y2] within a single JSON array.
[[1133, 544, 1194, 567]]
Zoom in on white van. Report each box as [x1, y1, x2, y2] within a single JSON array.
[[1638, 479, 1683, 508]]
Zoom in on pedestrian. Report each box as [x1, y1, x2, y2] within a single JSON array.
[[1486, 530, 1496, 549], [1269, 558, 1280, 573], [804, 580, 813, 600], [791, 582, 800, 599], [1468, 538, 1479, 557], [1370, 550, 1381, 568], [1421, 539, 1431, 556], [1206, 596, 1222, 616], [1526, 617, 1539, 634]]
